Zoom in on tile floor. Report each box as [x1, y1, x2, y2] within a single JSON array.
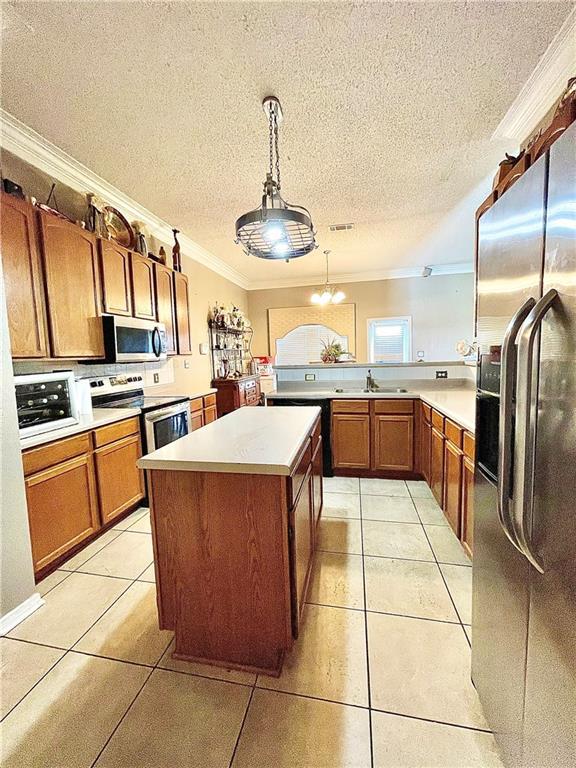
[[0, 482, 504, 767]]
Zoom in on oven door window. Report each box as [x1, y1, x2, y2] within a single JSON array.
[[153, 412, 188, 449]]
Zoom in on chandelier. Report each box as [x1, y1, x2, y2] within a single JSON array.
[[311, 250, 345, 305], [235, 96, 317, 261]]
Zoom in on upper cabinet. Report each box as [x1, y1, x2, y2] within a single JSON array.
[[1, 193, 49, 358], [39, 211, 104, 358], [99, 240, 132, 316], [154, 263, 176, 355], [173, 271, 193, 354], [130, 252, 156, 321]]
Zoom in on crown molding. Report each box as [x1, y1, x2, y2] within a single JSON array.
[[0, 110, 250, 289], [492, 8, 576, 143], [246, 262, 473, 291]]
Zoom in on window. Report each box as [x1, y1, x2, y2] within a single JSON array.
[[275, 324, 349, 365], [367, 317, 412, 363]]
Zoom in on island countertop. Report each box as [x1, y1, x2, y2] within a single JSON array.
[[137, 404, 321, 475]]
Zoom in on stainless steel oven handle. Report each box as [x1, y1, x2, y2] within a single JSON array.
[[144, 403, 190, 422], [514, 289, 558, 573], [498, 298, 536, 552]]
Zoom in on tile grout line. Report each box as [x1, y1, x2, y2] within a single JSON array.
[[228, 684, 256, 768], [358, 478, 375, 768]]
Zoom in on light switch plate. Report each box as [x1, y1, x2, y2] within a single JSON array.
[[199, 342, 209, 355], [153, 372, 160, 383], [184, 360, 190, 369], [305, 373, 316, 381]]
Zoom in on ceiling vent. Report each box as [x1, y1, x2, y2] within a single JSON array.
[[329, 223, 354, 232]]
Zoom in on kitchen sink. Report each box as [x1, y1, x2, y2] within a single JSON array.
[[333, 387, 408, 394]]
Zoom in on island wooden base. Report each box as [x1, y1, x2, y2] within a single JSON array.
[[146, 415, 322, 677]]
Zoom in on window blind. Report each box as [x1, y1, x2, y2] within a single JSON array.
[[276, 324, 348, 365], [368, 318, 411, 363]]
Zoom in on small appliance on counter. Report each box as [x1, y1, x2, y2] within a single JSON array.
[[89, 374, 190, 452], [15, 371, 80, 439], [254, 356, 277, 395]]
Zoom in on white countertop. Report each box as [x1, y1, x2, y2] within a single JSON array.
[[267, 387, 476, 433], [138, 405, 321, 475], [20, 407, 142, 450]]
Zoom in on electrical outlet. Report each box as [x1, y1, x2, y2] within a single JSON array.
[[305, 373, 316, 381], [153, 372, 160, 384], [436, 370, 448, 379], [184, 360, 190, 369]]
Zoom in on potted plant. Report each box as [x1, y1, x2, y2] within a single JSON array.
[[320, 338, 345, 363]]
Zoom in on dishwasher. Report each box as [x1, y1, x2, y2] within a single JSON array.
[[266, 397, 333, 476]]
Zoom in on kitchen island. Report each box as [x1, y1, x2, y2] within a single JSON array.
[[138, 405, 322, 676]]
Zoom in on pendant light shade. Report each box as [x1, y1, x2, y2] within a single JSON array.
[[235, 97, 317, 261], [310, 250, 346, 305]]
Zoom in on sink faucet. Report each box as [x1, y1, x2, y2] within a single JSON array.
[[366, 369, 378, 392]]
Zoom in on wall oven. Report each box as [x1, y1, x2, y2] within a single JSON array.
[[102, 315, 167, 363], [15, 371, 80, 439], [144, 401, 190, 451]]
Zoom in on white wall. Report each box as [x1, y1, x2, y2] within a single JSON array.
[[0, 262, 37, 623]]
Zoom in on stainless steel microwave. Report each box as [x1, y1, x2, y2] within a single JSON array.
[[102, 316, 167, 363]]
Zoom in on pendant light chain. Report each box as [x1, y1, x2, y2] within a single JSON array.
[[274, 109, 281, 190], [268, 104, 275, 181]]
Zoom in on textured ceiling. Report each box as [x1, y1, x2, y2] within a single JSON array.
[[1, 1, 572, 286]]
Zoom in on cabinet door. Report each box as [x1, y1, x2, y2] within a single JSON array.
[[372, 414, 414, 472], [420, 416, 431, 483], [154, 263, 176, 354], [39, 213, 104, 358], [191, 411, 204, 431], [290, 469, 314, 635], [25, 453, 100, 573], [99, 240, 132, 316], [204, 405, 217, 424], [94, 434, 144, 524], [173, 271, 193, 354], [1, 193, 48, 357], [312, 437, 323, 528], [332, 414, 370, 469], [430, 427, 445, 507], [461, 456, 475, 557], [130, 252, 156, 320], [443, 440, 463, 535]]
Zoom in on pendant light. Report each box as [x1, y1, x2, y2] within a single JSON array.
[[235, 96, 317, 261], [311, 250, 346, 305]]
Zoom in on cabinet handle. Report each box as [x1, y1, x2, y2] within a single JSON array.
[[513, 289, 558, 573], [498, 298, 535, 553]]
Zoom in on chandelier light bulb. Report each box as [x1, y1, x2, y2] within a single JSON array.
[[311, 292, 321, 304], [320, 290, 332, 305], [332, 290, 345, 303]]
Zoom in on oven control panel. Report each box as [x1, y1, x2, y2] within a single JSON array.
[[87, 374, 144, 396]]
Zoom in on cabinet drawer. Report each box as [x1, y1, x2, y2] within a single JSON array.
[[374, 399, 414, 414], [421, 402, 432, 423], [93, 417, 140, 448], [463, 431, 475, 461], [246, 394, 260, 406], [431, 409, 445, 432], [23, 432, 92, 476], [332, 399, 369, 414], [289, 441, 312, 508], [203, 393, 217, 408], [445, 419, 463, 448], [190, 397, 203, 413]]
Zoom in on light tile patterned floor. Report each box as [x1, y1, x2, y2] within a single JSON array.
[[0, 483, 502, 767]]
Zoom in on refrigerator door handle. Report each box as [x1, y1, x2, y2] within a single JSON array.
[[514, 288, 559, 573], [498, 298, 536, 552]]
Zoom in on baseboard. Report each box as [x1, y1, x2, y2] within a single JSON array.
[[0, 593, 44, 636]]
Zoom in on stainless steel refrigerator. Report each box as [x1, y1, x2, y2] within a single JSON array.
[[473, 120, 575, 768]]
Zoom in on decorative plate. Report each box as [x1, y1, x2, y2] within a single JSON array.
[[102, 206, 135, 249]]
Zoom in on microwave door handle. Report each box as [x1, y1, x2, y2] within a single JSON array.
[[498, 298, 536, 552], [514, 288, 558, 573], [152, 327, 162, 358]]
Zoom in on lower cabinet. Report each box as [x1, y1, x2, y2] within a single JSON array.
[[461, 455, 475, 557], [312, 436, 323, 527], [23, 418, 145, 576], [420, 405, 432, 483], [25, 453, 100, 573], [332, 413, 371, 469], [443, 440, 463, 536], [94, 433, 145, 525], [372, 414, 414, 472], [190, 393, 218, 430], [430, 426, 445, 506], [291, 468, 314, 631]]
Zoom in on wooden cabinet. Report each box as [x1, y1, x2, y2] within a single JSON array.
[[191, 411, 204, 431], [25, 453, 100, 572], [430, 426, 445, 506], [461, 456, 475, 557], [94, 433, 144, 525], [444, 439, 463, 536], [154, 263, 176, 355], [99, 240, 132, 316], [420, 406, 432, 483], [214, 376, 260, 416], [190, 393, 217, 430], [130, 252, 156, 320], [204, 405, 217, 424], [312, 436, 323, 527], [291, 468, 314, 633], [372, 414, 414, 472], [332, 413, 371, 469], [1, 193, 48, 358], [38, 212, 104, 358], [173, 271, 193, 354]]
